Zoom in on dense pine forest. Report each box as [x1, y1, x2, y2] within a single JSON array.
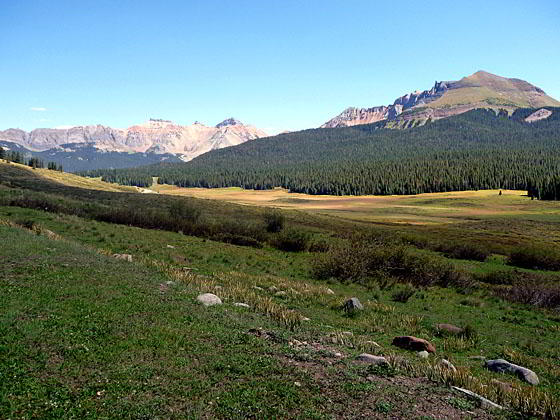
[[85, 108, 560, 196]]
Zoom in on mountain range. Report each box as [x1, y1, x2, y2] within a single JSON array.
[[322, 70, 560, 128], [0, 118, 266, 170], [1, 70, 559, 172]]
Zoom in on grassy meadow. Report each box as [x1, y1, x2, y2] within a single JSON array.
[[1, 161, 560, 419]]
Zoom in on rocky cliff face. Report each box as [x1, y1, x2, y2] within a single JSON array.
[[322, 71, 560, 128], [0, 118, 267, 161]]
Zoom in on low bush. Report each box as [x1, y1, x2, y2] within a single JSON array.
[[213, 233, 263, 248], [391, 284, 416, 303], [312, 238, 467, 288], [475, 270, 517, 285], [509, 245, 560, 271], [169, 200, 201, 224], [437, 242, 491, 262], [271, 228, 310, 252], [495, 279, 560, 310], [263, 210, 285, 233]]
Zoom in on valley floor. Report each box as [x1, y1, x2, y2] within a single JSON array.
[[1, 162, 560, 419]]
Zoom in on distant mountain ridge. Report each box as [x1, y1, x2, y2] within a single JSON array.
[[0, 140, 182, 172], [322, 71, 560, 128], [0, 118, 267, 162]]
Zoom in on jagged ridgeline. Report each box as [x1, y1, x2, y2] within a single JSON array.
[[87, 108, 560, 196]]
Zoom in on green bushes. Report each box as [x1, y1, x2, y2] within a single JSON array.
[[271, 228, 310, 252], [312, 237, 467, 288], [508, 245, 560, 271], [391, 284, 416, 303], [495, 279, 560, 310], [263, 210, 284, 233], [169, 200, 201, 224], [437, 242, 491, 262]]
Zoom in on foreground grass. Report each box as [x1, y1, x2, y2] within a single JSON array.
[[2, 163, 560, 418], [2, 209, 560, 418], [2, 223, 507, 419]]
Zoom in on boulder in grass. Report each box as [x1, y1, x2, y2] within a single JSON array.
[[485, 359, 539, 385], [197, 293, 222, 307], [356, 353, 388, 366], [343, 298, 363, 313], [113, 253, 132, 262], [435, 323, 464, 335], [392, 336, 436, 353], [417, 351, 429, 359]]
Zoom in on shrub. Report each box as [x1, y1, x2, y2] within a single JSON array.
[[438, 242, 491, 262], [312, 238, 467, 288], [475, 270, 517, 285], [213, 233, 263, 248], [169, 200, 201, 224], [271, 228, 310, 252], [391, 283, 416, 303], [509, 245, 560, 271], [495, 279, 560, 310], [263, 210, 284, 233]]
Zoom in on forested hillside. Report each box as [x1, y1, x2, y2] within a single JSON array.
[[87, 108, 560, 196]]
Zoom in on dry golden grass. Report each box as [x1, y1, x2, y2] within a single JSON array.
[[147, 184, 560, 225], [3, 162, 137, 192]]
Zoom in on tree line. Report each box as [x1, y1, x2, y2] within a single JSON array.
[[0, 147, 63, 171], [84, 108, 560, 197]]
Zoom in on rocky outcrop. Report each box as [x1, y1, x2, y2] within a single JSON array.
[[322, 81, 449, 128], [525, 108, 553, 123], [0, 118, 267, 162]]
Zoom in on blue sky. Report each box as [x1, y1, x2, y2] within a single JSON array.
[[1, 0, 559, 133]]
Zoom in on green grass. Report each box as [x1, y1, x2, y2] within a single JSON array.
[[2, 163, 560, 418]]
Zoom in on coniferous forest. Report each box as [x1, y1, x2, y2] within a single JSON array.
[[85, 108, 560, 197]]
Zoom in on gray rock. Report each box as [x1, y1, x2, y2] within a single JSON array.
[[417, 350, 429, 359], [440, 359, 457, 372], [356, 353, 388, 366], [485, 359, 539, 385], [113, 253, 132, 262], [197, 293, 222, 307], [452, 386, 503, 410], [343, 298, 363, 312], [435, 323, 464, 335], [233, 302, 250, 308]]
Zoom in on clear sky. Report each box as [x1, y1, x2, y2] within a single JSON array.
[[1, 0, 559, 133]]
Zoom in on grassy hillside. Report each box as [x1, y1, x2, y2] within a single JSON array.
[[427, 72, 560, 110], [2, 163, 560, 418]]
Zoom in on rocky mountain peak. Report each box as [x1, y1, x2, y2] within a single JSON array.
[[216, 118, 243, 128], [322, 71, 559, 128]]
